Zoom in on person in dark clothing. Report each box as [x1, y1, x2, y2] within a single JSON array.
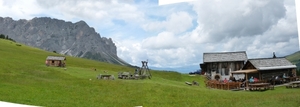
[[229, 76, 237, 82]]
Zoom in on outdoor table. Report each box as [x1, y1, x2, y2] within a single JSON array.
[[248, 83, 270, 91]]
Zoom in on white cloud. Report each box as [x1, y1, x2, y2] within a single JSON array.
[[159, 0, 195, 5], [0, 0, 45, 20], [0, 0, 144, 28], [142, 11, 193, 34], [191, 0, 286, 41], [142, 32, 181, 49]]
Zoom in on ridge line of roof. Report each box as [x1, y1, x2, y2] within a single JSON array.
[[248, 57, 286, 60], [203, 51, 246, 54]]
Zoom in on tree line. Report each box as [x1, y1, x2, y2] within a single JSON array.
[[0, 34, 15, 42]]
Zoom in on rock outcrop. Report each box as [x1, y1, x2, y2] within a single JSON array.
[[0, 17, 130, 66]]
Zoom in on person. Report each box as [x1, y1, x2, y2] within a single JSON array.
[[270, 76, 275, 85], [223, 78, 228, 83], [283, 73, 286, 78], [249, 76, 254, 83], [254, 77, 258, 82], [293, 72, 296, 77], [232, 77, 236, 82], [275, 76, 278, 80], [229, 76, 234, 82]]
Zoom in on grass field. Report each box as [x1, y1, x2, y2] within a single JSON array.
[[0, 39, 300, 107]]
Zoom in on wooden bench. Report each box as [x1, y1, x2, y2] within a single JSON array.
[[286, 81, 300, 88], [185, 81, 192, 86], [248, 83, 270, 91]]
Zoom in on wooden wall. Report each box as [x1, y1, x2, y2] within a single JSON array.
[[205, 61, 245, 76], [261, 69, 294, 80], [48, 60, 62, 67]]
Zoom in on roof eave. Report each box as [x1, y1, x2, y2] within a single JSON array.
[[257, 65, 297, 70], [204, 60, 246, 63]]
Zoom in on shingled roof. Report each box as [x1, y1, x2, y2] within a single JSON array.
[[247, 57, 296, 70], [46, 56, 66, 60], [203, 51, 247, 63]]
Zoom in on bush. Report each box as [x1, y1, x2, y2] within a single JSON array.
[[0, 34, 5, 39], [0, 34, 16, 42]]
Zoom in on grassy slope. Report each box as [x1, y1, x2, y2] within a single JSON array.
[[286, 51, 300, 64], [286, 51, 300, 74], [0, 39, 300, 107]]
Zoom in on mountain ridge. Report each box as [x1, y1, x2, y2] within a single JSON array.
[[0, 17, 130, 66]]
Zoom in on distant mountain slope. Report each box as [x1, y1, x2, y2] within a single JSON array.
[[285, 51, 300, 70], [0, 17, 130, 66], [286, 51, 300, 63]]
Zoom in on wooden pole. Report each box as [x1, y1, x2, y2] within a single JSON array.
[[246, 73, 248, 90], [259, 72, 262, 81]]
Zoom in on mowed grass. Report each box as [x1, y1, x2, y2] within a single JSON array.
[[0, 39, 300, 107]]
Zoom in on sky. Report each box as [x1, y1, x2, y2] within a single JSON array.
[[0, 0, 299, 73]]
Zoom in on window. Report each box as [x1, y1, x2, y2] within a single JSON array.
[[212, 63, 217, 69], [222, 62, 227, 68]]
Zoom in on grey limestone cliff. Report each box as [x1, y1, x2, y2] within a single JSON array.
[[0, 17, 130, 66]]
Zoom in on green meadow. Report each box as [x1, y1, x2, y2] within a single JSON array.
[[0, 39, 300, 107]]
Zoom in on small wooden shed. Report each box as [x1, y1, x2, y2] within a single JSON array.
[[45, 56, 66, 67]]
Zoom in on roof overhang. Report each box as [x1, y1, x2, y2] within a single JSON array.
[[257, 65, 297, 70], [231, 69, 258, 74], [46, 56, 66, 60], [203, 60, 246, 63]]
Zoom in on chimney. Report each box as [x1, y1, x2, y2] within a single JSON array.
[[273, 52, 276, 58]]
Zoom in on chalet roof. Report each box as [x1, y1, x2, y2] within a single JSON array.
[[248, 57, 296, 70], [46, 56, 66, 60], [203, 51, 247, 63]]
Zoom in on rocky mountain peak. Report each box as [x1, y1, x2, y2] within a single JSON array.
[[0, 17, 130, 66]]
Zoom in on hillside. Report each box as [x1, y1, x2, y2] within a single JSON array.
[[286, 51, 300, 64], [286, 51, 300, 71], [0, 39, 300, 107], [0, 17, 130, 66]]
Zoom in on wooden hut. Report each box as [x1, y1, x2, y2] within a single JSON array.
[[242, 57, 297, 81], [231, 57, 297, 89], [200, 51, 248, 80], [45, 56, 66, 67]]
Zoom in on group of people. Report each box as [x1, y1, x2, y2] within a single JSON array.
[[223, 76, 237, 83], [249, 76, 259, 83], [223, 76, 258, 87]]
